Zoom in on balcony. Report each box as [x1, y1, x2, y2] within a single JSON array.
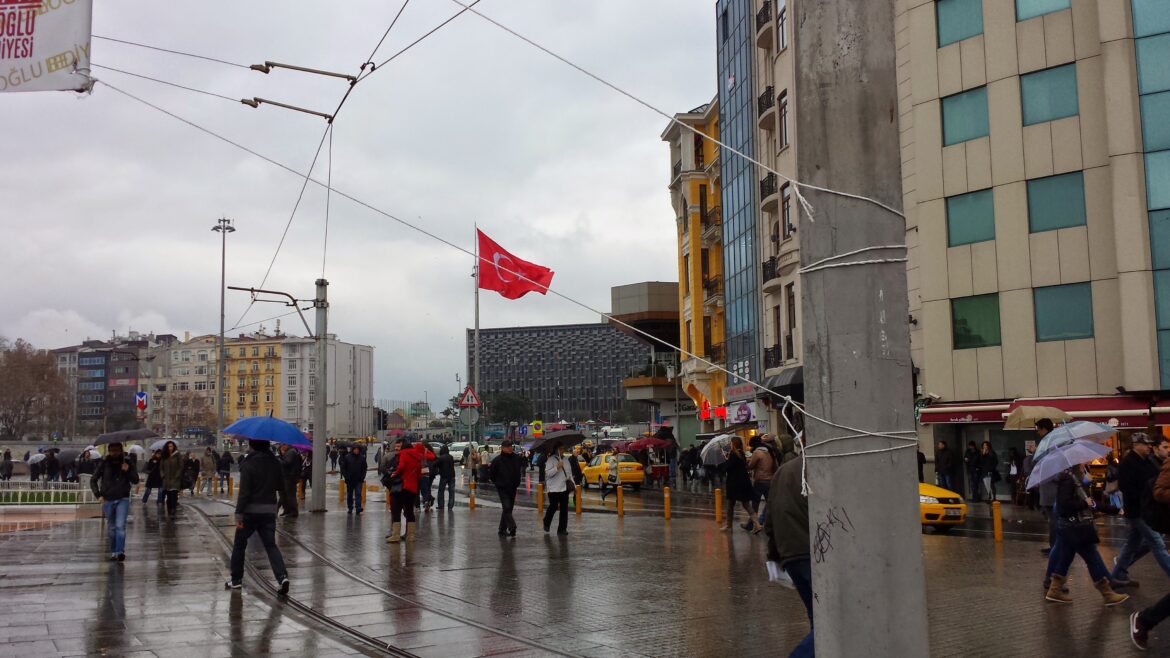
[[757, 85, 776, 131], [671, 160, 682, 185], [707, 342, 726, 366], [764, 344, 784, 371], [760, 172, 780, 212], [755, 0, 774, 49], [702, 275, 723, 305], [762, 256, 781, 287], [701, 206, 722, 243], [704, 151, 721, 182], [622, 358, 680, 402]]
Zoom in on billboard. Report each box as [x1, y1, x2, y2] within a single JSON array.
[[0, 0, 93, 93]]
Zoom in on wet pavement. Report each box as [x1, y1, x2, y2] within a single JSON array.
[[2, 469, 1170, 656]]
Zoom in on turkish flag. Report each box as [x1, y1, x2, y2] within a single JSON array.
[[477, 229, 555, 300]]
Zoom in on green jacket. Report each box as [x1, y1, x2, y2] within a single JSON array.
[[160, 453, 185, 490], [764, 457, 810, 566]]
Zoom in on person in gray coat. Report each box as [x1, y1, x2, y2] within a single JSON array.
[[765, 456, 812, 657]]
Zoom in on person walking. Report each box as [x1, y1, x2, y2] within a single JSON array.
[[159, 441, 184, 516], [435, 445, 457, 511], [419, 446, 436, 512], [1032, 419, 1058, 555], [200, 447, 217, 497], [386, 439, 432, 544], [339, 446, 366, 514], [765, 450, 813, 658], [0, 450, 13, 481], [964, 440, 980, 501], [468, 444, 482, 483], [225, 440, 289, 595], [1130, 447, 1170, 650], [934, 441, 954, 491], [599, 453, 621, 501], [91, 442, 139, 561], [329, 447, 339, 474], [722, 436, 758, 533], [45, 450, 60, 482], [1045, 465, 1129, 606], [747, 436, 778, 532], [141, 449, 163, 504], [1111, 433, 1170, 586], [277, 445, 301, 518], [490, 440, 525, 537], [182, 452, 200, 497], [217, 450, 234, 494], [542, 443, 572, 536], [977, 441, 999, 502]]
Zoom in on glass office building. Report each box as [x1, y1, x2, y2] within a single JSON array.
[[716, 0, 760, 384]]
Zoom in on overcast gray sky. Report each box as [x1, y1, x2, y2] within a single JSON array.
[[1, 1, 714, 402]]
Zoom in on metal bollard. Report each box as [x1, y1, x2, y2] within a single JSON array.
[[575, 484, 583, 515], [227, 475, 233, 497], [663, 486, 671, 521], [715, 488, 723, 523], [992, 500, 1003, 542], [195, 475, 201, 496], [385, 485, 391, 509], [361, 482, 367, 507], [469, 480, 476, 511], [617, 484, 624, 517], [339, 480, 346, 505], [537, 483, 544, 514]]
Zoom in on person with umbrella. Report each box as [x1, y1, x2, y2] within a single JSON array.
[[542, 442, 573, 536], [1110, 433, 1170, 587], [159, 441, 184, 516], [489, 440, 525, 537], [90, 443, 139, 561], [722, 436, 757, 533], [225, 440, 290, 595], [1131, 443, 1170, 649]]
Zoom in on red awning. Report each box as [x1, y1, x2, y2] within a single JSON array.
[[919, 401, 1011, 424], [1153, 399, 1170, 426], [1007, 396, 1151, 429]]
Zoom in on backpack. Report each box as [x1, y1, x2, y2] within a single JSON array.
[[1142, 474, 1170, 534]]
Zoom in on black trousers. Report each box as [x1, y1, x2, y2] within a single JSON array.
[[1140, 592, 1170, 631], [163, 489, 179, 515], [229, 513, 287, 584], [543, 490, 569, 533], [279, 480, 298, 516], [498, 488, 517, 534]]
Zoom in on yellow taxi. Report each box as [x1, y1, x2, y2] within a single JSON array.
[[919, 482, 967, 531], [582, 453, 645, 491]]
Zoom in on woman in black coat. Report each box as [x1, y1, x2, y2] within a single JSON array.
[[721, 436, 758, 533], [977, 441, 999, 502]]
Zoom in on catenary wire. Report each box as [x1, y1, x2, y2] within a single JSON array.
[[100, 79, 919, 479], [367, 0, 482, 74], [93, 35, 251, 69], [90, 63, 239, 102], [448, 0, 905, 221], [362, 0, 412, 66]]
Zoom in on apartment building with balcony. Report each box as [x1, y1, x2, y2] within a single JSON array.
[[897, 0, 1170, 489], [224, 332, 283, 424], [663, 98, 729, 433]]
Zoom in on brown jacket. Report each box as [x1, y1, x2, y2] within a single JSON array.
[[1153, 457, 1170, 505], [747, 447, 777, 483]]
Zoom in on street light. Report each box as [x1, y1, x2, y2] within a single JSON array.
[[212, 217, 236, 451]]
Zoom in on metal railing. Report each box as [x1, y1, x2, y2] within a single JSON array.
[[760, 172, 778, 199], [0, 480, 98, 505], [758, 85, 775, 116], [756, 0, 772, 31], [764, 344, 784, 370], [702, 275, 723, 300], [708, 342, 726, 364], [672, 160, 682, 180], [762, 256, 780, 284]]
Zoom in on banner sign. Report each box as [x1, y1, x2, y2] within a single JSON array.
[[0, 0, 93, 93]]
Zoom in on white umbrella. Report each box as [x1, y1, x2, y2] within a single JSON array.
[[27, 453, 46, 464], [1026, 439, 1114, 490], [1034, 421, 1114, 461], [127, 445, 145, 456], [700, 434, 733, 466]]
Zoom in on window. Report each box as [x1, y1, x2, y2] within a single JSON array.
[[197, 351, 208, 362], [181, 350, 191, 362], [781, 184, 794, 238], [721, 8, 729, 41], [238, 347, 246, 357], [1158, 271, 1170, 331], [951, 294, 1002, 349], [1133, 0, 1170, 37], [1152, 210, 1170, 270], [237, 362, 245, 373], [251, 347, 259, 357], [937, 0, 983, 47], [250, 377, 258, 387], [684, 255, 691, 294], [176, 382, 189, 391], [238, 394, 246, 404], [941, 86, 989, 146], [251, 393, 258, 404], [194, 381, 207, 391], [194, 366, 206, 376], [288, 391, 297, 402], [251, 361, 259, 373], [1034, 283, 1094, 341], [265, 392, 272, 403], [288, 376, 297, 387], [1021, 64, 1079, 125], [1141, 92, 1170, 152], [237, 377, 245, 388], [79, 356, 103, 366], [265, 346, 275, 357], [1015, 0, 1069, 21], [1148, 150, 1170, 210], [265, 376, 273, 387], [1027, 171, 1086, 232], [778, 90, 789, 148], [288, 360, 298, 370], [1136, 33, 1170, 95], [946, 188, 996, 245], [778, 0, 788, 49]]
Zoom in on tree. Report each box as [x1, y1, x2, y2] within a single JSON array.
[[0, 339, 70, 439], [484, 391, 533, 425]]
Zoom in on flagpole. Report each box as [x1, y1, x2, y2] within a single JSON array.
[[473, 224, 481, 443]]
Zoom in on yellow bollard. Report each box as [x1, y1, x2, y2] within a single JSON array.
[[537, 483, 544, 514], [992, 500, 1003, 542], [227, 475, 233, 498], [361, 482, 367, 507], [664, 486, 671, 521], [617, 484, 625, 517], [469, 480, 476, 511], [298, 480, 305, 501], [195, 475, 201, 496], [385, 486, 391, 509], [339, 480, 346, 506], [715, 488, 723, 523], [575, 484, 582, 515]]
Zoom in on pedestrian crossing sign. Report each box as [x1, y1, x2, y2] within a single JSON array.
[[458, 386, 481, 407]]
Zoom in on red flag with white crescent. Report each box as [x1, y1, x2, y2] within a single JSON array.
[[476, 229, 554, 300]]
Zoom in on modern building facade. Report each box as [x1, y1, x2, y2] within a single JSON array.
[[467, 323, 650, 422], [282, 335, 375, 439], [663, 99, 730, 434], [896, 0, 1170, 485], [53, 332, 173, 435]]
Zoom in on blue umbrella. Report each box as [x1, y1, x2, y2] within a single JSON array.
[[223, 416, 312, 449], [1026, 439, 1113, 490]]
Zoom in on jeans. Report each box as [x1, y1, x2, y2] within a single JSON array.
[[1112, 517, 1170, 580], [103, 498, 130, 555], [1053, 524, 1110, 581], [784, 558, 815, 658], [937, 474, 953, 491], [543, 490, 569, 533], [499, 488, 518, 534], [754, 481, 771, 524], [967, 470, 980, 500], [345, 480, 362, 512], [390, 491, 417, 525], [217, 471, 230, 492], [437, 477, 455, 509], [141, 487, 163, 504], [419, 475, 434, 506], [202, 474, 215, 497], [229, 513, 287, 584]]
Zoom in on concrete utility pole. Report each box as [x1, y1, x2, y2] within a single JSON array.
[[211, 217, 235, 450], [794, 1, 929, 656], [309, 278, 329, 512]]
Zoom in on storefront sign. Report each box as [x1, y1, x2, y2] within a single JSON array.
[[725, 383, 756, 402], [0, 0, 93, 93]]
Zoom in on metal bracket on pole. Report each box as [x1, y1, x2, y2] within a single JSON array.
[[240, 97, 335, 122], [249, 61, 357, 84], [226, 286, 315, 337]]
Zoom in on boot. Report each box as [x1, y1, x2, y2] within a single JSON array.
[[386, 522, 401, 543], [405, 522, 416, 542], [1094, 577, 1129, 607], [1045, 574, 1072, 604]]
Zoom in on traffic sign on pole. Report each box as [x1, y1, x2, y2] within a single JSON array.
[[458, 407, 480, 426], [458, 386, 482, 407]]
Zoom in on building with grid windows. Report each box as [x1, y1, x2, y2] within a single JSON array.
[[900, 0, 1170, 491], [467, 323, 650, 422]]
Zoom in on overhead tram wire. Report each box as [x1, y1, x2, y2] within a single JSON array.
[[93, 35, 251, 69], [99, 79, 919, 461], [365, 0, 482, 75], [90, 64, 240, 103]]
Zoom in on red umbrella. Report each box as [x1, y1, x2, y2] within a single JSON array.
[[627, 437, 671, 451]]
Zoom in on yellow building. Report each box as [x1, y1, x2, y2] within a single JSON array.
[[224, 333, 283, 423], [662, 97, 727, 432]]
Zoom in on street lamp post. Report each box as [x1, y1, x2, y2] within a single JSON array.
[[212, 218, 236, 451]]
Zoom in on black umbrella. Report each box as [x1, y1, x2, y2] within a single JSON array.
[[95, 428, 160, 445], [529, 430, 586, 453]]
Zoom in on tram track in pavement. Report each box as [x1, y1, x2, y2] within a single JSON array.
[[194, 500, 579, 658]]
